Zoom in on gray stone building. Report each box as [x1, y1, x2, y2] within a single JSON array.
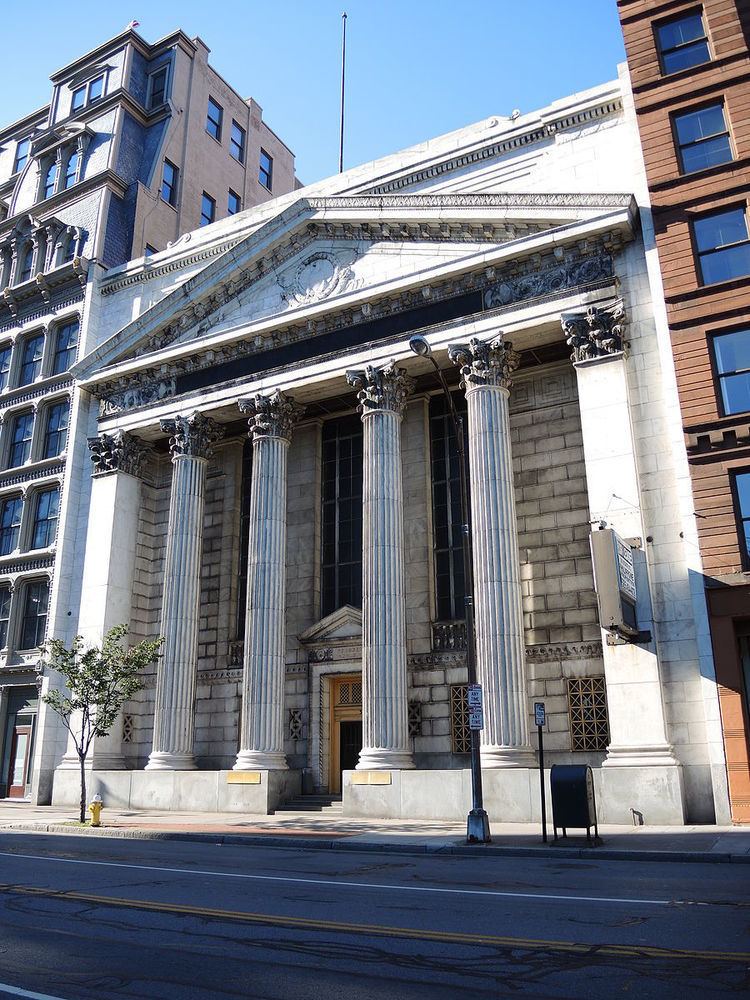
[[49, 71, 730, 826], [0, 26, 297, 801]]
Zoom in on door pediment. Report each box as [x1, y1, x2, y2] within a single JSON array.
[[300, 605, 362, 645]]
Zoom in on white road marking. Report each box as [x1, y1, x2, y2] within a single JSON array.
[[0, 849, 689, 907], [0, 984, 69, 1000]]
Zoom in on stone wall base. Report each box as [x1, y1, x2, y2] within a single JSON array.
[[343, 765, 686, 826], [51, 768, 301, 814]]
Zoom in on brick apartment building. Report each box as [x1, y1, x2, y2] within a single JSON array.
[[618, 0, 750, 821]]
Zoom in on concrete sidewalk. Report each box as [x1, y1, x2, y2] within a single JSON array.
[[2, 800, 750, 863]]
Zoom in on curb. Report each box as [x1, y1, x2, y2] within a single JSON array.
[[1, 822, 748, 864]]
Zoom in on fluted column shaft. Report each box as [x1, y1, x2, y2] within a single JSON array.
[[235, 391, 303, 770], [147, 413, 223, 771], [449, 336, 534, 767], [347, 362, 415, 770]]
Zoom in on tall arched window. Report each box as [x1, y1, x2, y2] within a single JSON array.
[[18, 244, 34, 283], [43, 161, 57, 200], [64, 151, 78, 189]]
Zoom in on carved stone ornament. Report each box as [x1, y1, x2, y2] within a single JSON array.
[[238, 389, 304, 442], [160, 412, 225, 460], [277, 249, 360, 307], [345, 360, 415, 415], [87, 431, 150, 478], [448, 335, 520, 391], [561, 300, 626, 363]]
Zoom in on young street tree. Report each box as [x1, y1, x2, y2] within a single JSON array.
[[41, 624, 162, 823]]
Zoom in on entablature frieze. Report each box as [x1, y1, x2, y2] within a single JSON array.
[[93, 242, 620, 418]]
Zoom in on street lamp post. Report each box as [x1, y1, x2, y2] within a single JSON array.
[[409, 335, 491, 844]]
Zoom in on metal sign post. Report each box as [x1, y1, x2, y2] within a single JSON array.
[[468, 684, 484, 733], [534, 702, 547, 843]]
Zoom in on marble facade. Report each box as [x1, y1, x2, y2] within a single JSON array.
[[48, 72, 730, 826]]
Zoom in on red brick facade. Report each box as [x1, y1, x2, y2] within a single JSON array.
[[619, 0, 750, 821]]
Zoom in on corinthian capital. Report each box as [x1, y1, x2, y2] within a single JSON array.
[[160, 412, 224, 460], [561, 299, 626, 364], [238, 389, 304, 442], [88, 430, 150, 478], [345, 360, 415, 415], [448, 335, 520, 391]]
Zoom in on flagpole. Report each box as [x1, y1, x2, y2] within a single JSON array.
[[339, 11, 347, 173]]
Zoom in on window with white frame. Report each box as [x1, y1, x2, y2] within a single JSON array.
[[18, 333, 44, 385], [52, 319, 78, 375], [0, 496, 22, 556], [18, 244, 34, 283], [0, 344, 11, 391], [7, 412, 34, 469], [43, 402, 69, 459], [18, 579, 49, 650], [0, 584, 10, 648], [70, 74, 104, 113], [30, 488, 59, 549]]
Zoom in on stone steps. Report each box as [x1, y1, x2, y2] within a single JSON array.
[[275, 795, 343, 815]]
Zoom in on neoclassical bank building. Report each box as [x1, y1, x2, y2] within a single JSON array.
[[47, 76, 730, 826]]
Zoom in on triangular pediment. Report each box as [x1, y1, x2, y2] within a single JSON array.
[[76, 191, 636, 391], [299, 605, 362, 644]]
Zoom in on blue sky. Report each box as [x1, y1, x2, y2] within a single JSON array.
[[1, 1, 625, 184]]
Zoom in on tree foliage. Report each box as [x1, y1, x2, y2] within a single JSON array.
[[42, 624, 162, 822]]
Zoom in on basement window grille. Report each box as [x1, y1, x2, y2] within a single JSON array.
[[567, 677, 609, 751], [408, 701, 422, 738], [450, 684, 471, 753]]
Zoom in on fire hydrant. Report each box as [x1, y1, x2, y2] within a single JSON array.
[[88, 794, 103, 827]]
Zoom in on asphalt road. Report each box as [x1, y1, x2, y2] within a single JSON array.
[[0, 833, 747, 999]]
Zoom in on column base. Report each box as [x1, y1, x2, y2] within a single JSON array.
[[234, 750, 288, 771], [603, 744, 680, 768], [145, 751, 197, 771], [480, 745, 536, 768], [357, 748, 415, 770]]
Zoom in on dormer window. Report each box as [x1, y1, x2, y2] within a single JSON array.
[[43, 162, 58, 200], [61, 233, 76, 264], [147, 66, 168, 109], [64, 151, 78, 189], [70, 74, 105, 114]]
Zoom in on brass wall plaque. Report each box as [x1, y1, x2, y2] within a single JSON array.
[[226, 772, 262, 784], [350, 771, 392, 785]]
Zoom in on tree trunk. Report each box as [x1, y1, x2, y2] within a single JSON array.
[[79, 755, 87, 824]]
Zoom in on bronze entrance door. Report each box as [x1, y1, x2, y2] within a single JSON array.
[[7, 724, 31, 798], [329, 675, 362, 794]]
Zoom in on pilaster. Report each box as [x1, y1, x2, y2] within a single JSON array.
[[562, 302, 679, 771]]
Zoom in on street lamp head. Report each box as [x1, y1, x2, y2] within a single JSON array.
[[409, 335, 431, 358]]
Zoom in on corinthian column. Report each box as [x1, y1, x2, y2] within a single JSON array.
[[345, 362, 415, 770], [449, 335, 534, 767], [234, 390, 303, 770], [146, 412, 224, 771]]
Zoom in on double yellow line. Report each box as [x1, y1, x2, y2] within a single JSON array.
[[1, 883, 748, 964]]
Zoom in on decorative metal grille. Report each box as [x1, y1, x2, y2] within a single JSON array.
[[289, 708, 303, 741], [432, 621, 467, 651], [337, 680, 362, 707], [408, 700, 422, 738], [450, 684, 471, 753], [122, 714, 134, 744], [567, 677, 609, 751]]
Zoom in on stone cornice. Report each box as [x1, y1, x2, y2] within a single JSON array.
[[97, 192, 635, 299], [357, 97, 624, 195]]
